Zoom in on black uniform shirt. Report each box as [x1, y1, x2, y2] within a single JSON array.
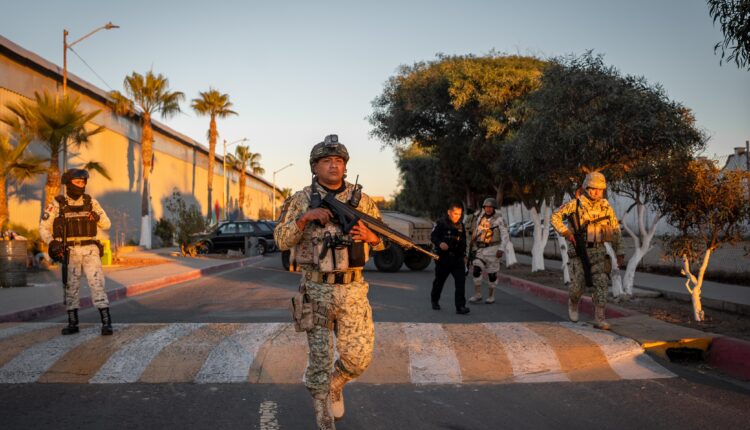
[[431, 217, 467, 264]]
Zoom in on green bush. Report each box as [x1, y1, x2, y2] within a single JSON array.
[[153, 217, 176, 247], [165, 189, 207, 249]]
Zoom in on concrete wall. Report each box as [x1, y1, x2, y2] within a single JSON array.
[[0, 38, 280, 246]]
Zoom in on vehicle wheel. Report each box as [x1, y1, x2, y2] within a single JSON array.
[[404, 250, 432, 271], [281, 250, 291, 270], [374, 245, 404, 272], [256, 240, 267, 256], [196, 242, 211, 254]]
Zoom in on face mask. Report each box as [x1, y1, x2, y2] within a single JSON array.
[[66, 183, 86, 200]]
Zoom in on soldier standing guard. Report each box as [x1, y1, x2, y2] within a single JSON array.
[[40, 169, 113, 336], [274, 135, 385, 430], [468, 197, 510, 304], [550, 172, 624, 330]]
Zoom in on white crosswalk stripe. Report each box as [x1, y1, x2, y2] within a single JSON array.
[[0, 322, 674, 384]]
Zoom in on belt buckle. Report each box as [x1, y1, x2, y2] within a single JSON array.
[[72, 240, 81, 246]]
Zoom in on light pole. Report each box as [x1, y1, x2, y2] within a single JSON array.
[[222, 138, 248, 221], [272, 163, 294, 221], [62, 21, 119, 172]]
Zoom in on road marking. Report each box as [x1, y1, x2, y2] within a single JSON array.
[[194, 323, 284, 383], [0, 322, 57, 341], [443, 323, 514, 383], [0, 327, 100, 383], [484, 322, 569, 383], [259, 400, 280, 430], [403, 323, 461, 384], [249, 324, 307, 383], [90, 323, 206, 383], [357, 322, 410, 383]]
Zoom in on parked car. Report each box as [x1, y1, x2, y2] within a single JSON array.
[[194, 220, 276, 255], [510, 220, 558, 238]]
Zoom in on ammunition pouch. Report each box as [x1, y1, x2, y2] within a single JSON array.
[[303, 270, 363, 284], [290, 292, 334, 332], [48, 240, 66, 263]]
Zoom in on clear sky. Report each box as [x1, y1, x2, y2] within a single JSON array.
[[2, 0, 748, 198]]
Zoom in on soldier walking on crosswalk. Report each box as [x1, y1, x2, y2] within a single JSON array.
[[551, 172, 624, 330], [39, 169, 113, 336], [274, 135, 385, 430], [467, 197, 509, 304]]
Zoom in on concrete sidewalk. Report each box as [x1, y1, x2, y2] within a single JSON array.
[[0, 248, 262, 322], [514, 254, 750, 315], [505, 253, 750, 381]]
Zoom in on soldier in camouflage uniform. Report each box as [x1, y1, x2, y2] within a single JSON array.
[[468, 197, 509, 304], [550, 172, 624, 330], [39, 169, 113, 336], [274, 135, 384, 430]]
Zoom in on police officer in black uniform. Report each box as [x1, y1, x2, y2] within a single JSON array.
[[430, 201, 470, 314]]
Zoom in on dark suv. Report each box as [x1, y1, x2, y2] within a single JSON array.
[[196, 220, 276, 255]]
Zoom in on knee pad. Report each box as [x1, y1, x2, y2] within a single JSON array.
[[472, 266, 482, 278], [488, 273, 497, 283]]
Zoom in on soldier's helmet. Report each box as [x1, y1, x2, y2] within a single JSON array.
[[309, 134, 350, 172], [583, 172, 606, 189], [482, 197, 498, 209], [61, 169, 89, 185]]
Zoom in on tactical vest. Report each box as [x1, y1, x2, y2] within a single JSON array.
[[292, 184, 367, 272], [475, 214, 502, 245], [53, 194, 98, 239], [577, 198, 615, 244]]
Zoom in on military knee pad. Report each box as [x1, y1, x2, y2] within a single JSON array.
[[487, 272, 497, 283], [472, 266, 482, 278]]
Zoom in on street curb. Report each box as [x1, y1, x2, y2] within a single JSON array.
[[496, 273, 635, 319], [0, 256, 263, 323], [707, 336, 750, 381]]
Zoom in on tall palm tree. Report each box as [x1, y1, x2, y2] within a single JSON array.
[[279, 187, 293, 200], [191, 88, 237, 218], [110, 71, 184, 248], [0, 133, 47, 229], [1, 91, 104, 212]]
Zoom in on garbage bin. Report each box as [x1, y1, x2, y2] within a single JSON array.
[[100, 239, 112, 266], [0, 239, 28, 287]]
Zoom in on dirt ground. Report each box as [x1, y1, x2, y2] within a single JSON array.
[[498, 263, 750, 342]]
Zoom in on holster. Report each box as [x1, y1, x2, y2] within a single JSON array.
[[291, 293, 314, 332]]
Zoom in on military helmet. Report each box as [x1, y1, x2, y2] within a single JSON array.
[[309, 134, 349, 172], [61, 169, 89, 185], [583, 171, 606, 189], [482, 197, 498, 209]]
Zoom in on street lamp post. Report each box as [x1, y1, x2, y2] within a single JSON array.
[[62, 21, 119, 172], [222, 138, 248, 221], [272, 163, 294, 221]]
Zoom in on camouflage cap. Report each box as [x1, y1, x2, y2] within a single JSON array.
[[583, 172, 606, 189], [61, 169, 89, 185], [309, 134, 349, 172], [482, 197, 498, 209]]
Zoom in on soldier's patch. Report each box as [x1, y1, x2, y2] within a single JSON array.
[[42, 212, 50, 220]]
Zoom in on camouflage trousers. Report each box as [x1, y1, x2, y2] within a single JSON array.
[[568, 246, 611, 306], [65, 244, 108, 311], [472, 244, 502, 275], [303, 279, 374, 396]]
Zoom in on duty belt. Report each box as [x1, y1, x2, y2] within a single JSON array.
[[476, 241, 501, 248], [303, 270, 363, 284], [65, 239, 99, 247], [586, 242, 604, 248]]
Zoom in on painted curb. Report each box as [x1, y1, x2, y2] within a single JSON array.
[[0, 256, 263, 323], [707, 336, 750, 381]]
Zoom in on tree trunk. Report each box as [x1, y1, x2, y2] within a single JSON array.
[[556, 234, 571, 284], [139, 114, 153, 248], [207, 114, 217, 218], [681, 250, 712, 322], [604, 242, 624, 297], [239, 169, 246, 219], [0, 176, 8, 230], [529, 201, 551, 272], [621, 204, 660, 296], [503, 204, 517, 267], [44, 152, 61, 211]]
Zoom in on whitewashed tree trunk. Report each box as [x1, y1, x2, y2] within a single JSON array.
[[556, 234, 571, 284], [529, 201, 552, 272], [604, 242, 624, 298], [504, 240, 518, 267], [681, 250, 712, 322], [621, 204, 660, 296]]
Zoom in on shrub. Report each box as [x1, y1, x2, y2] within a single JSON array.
[[153, 217, 176, 247], [165, 189, 207, 252]]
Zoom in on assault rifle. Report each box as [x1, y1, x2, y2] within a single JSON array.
[[321, 193, 439, 261], [567, 199, 609, 288]]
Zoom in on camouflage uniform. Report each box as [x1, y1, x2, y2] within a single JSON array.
[[551, 173, 622, 328], [468, 199, 509, 304]]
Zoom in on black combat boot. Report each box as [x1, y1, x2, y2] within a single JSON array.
[[99, 307, 113, 336], [61, 309, 79, 335]]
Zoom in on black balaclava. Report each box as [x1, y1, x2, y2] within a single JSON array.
[[66, 182, 86, 200]]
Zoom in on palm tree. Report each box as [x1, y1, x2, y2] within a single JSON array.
[[191, 88, 237, 218], [279, 187, 293, 200], [0, 132, 47, 229], [0, 91, 104, 211], [110, 71, 184, 248]]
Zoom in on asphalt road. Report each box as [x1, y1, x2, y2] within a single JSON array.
[[4, 253, 747, 430]]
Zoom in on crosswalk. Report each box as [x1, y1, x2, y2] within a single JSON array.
[[0, 322, 674, 384]]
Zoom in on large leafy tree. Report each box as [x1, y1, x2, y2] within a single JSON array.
[[0, 132, 46, 229], [1, 91, 104, 211], [191, 88, 237, 218], [707, 0, 750, 70], [370, 54, 547, 212], [110, 71, 184, 248]]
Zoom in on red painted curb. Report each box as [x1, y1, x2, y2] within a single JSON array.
[[707, 336, 750, 381], [497, 273, 635, 318], [0, 256, 260, 323]]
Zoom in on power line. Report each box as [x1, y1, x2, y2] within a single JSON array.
[[67, 46, 115, 91]]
